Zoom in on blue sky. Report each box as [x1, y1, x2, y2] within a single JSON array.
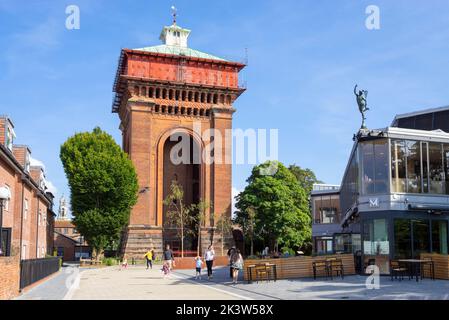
[[2, 0, 449, 213]]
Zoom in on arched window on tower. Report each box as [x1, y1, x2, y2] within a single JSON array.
[[213, 94, 218, 104], [162, 88, 167, 99], [195, 92, 199, 102], [134, 86, 140, 96], [149, 87, 154, 98], [156, 88, 161, 98]]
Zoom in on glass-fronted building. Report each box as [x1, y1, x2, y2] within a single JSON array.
[[311, 184, 361, 256], [313, 106, 449, 274]]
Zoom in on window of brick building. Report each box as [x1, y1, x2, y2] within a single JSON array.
[[0, 228, 11, 256], [3, 185, 10, 211]]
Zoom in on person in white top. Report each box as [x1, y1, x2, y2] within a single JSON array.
[[204, 245, 215, 280]]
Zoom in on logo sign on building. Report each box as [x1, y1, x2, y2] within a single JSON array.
[[369, 198, 380, 208]]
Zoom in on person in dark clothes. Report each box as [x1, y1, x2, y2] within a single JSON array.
[[227, 246, 236, 279], [163, 244, 175, 270]]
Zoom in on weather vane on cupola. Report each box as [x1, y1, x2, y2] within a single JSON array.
[[171, 5, 177, 25]]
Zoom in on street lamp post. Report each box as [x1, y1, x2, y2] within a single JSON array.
[[0, 186, 11, 257]]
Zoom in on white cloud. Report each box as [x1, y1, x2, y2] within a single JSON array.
[[45, 180, 58, 196], [29, 156, 46, 170]]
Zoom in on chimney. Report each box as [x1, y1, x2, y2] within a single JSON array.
[[0, 116, 15, 150]]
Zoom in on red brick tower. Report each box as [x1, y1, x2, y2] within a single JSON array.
[[112, 17, 245, 258]]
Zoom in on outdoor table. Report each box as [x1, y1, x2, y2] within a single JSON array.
[[246, 263, 277, 284], [398, 259, 428, 282]]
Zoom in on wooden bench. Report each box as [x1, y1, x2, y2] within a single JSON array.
[[80, 258, 102, 267]]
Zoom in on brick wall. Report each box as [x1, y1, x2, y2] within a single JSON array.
[[0, 117, 7, 145], [54, 232, 76, 262], [0, 256, 20, 300]]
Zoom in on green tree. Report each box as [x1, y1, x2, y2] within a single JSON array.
[[192, 200, 210, 256], [235, 161, 311, 252], [288, 164, 323, 195], [163, 181, 194, 258], [60, 127, 138, 259]]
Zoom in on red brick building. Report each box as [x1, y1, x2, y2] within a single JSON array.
[[54, 219, 91, 262], [0, 115, 56, 299], [113, 19, 245, 258]]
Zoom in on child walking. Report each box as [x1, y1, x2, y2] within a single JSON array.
[[194, 256, 204, 280], [161, 261, 171, 279]]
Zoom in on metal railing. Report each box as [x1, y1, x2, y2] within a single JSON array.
[[20, 257, 61, 289]]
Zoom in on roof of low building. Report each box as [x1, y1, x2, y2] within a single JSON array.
[[54, 220, 75, 228], [392, 105, 449, 124]]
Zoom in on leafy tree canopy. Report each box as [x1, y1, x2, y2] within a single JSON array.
[[60, 127, 138, 255], [235, 161, 311, 250], [288, 164, 323, 195]]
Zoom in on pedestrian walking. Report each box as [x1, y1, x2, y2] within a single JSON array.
[[204, 245, 215, 280], [194, 255, 204, 280], [120, 255, 128, 270], [163, 244, 175, 271], [144, 248, 154, 270], [230, 249, 244, 284], [227, 246, 236, 279], [161, 261, 171, 279]]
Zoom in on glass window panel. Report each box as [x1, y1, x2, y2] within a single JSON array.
[[312, 196, 322, 224], [315, 237, 333, 255], [361, 140, 389, 195], [391, 140, 406, 193], [363, 219, 390, 274], [433, 110, 449, 132], [415, 113, 433, 131], [397, 117, 415, 129], [363, 219, 389, 255], [422, 142, 429, 193], [432, 220, 448, 254], [394, 219, 411, 259], [340, 147, 360, 213], [331, 195, 340, 224], [406, 140, 422, 193], [412, 219, 430, 258], [373, 140, 389, 193], [352, 234, 362, 252], [429, 142, 444, 194], [361, 142, 375, 195], [318, 195, 338, 224], [444, 144, 449, 195]]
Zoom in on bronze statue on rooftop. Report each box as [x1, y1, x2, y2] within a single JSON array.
[[354, 84, 369, 129]]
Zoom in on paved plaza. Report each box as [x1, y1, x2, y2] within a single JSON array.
[[16, 264, 449, 300]]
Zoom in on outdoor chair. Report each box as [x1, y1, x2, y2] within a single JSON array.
[[312, 260, 329, 280], [390, 260, 408, 281], [328, 259, 344, 279], [422, 257, 435, 280], [254, 264, 270, 283]]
